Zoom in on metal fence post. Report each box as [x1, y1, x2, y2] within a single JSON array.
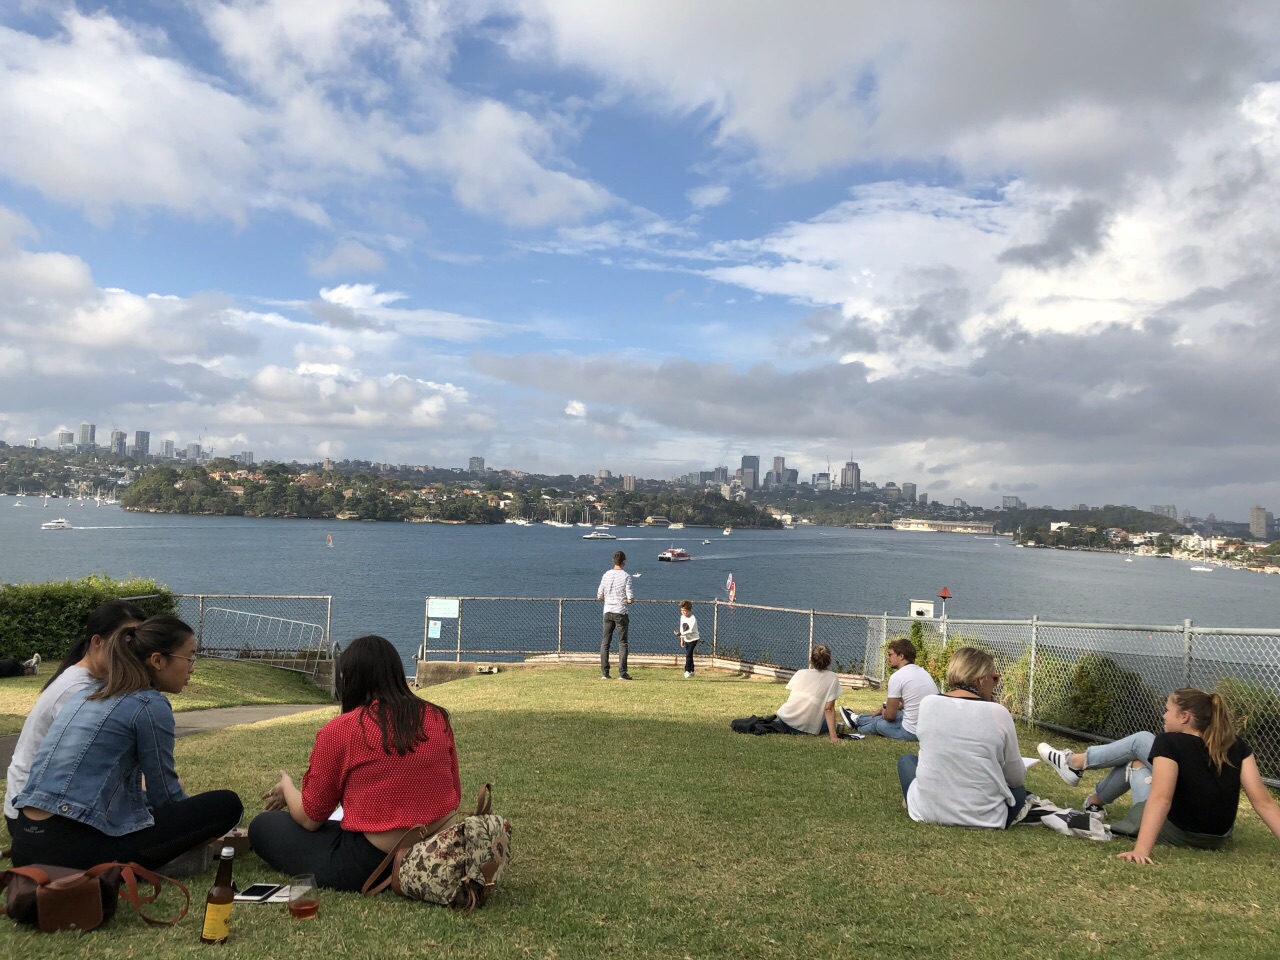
[[427, 599, 437, 665], [808, 609, 815, 663], [557, 599, 564, 656], [1183, 618, 1193, 687], [881, 612, 888, 683], [197, 596, 206, 651], [1027, 616, 1038, 720], [712, 599, 719, 660], [325, 594, 332, 652], [456, 599, 464, 663]]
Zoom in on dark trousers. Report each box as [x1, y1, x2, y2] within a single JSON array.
[[248, 811, 390, 892], [0, 658, 26, 678], [601, 612, 629, 676], [9, 790, 243, 870], [683, 640, 698, 674]]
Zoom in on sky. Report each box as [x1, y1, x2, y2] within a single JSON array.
[[1, 2, 1279, 519]]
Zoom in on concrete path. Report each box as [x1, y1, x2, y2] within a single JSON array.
[[1, 703, 329, 771]]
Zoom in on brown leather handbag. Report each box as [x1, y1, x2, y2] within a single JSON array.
[[0, 862, 189, 933]]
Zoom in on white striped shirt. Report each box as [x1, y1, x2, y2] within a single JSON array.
[[597, 568, 633, 614]]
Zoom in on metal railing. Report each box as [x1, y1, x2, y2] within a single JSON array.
[[172, 594, 332, 677], [420, 596, 1280, 785]]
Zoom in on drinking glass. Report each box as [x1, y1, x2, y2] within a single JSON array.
[[287, 874, 319, 920]]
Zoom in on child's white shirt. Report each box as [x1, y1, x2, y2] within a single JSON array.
[[679, 614, 700, 644]]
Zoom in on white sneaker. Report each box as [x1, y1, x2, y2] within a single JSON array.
[[684, 671, 692, 678], [838, 706, 859, 729], [23, 653, 41, 675], [1037, 742, 1082, 786]]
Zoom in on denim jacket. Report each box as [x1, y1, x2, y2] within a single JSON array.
[[14, 687, 189, 836]]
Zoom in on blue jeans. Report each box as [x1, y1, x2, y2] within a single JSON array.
[[856, 714, 919, 742], [1083, 731, 1155, 805], [897, 755, 1028, 827]]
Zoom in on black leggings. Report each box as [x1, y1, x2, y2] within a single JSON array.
[[247, 811, 390, 892], [9, 790, 243, 870]]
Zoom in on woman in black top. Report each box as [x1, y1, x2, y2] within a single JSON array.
[[1118, 689, 1279, 863]]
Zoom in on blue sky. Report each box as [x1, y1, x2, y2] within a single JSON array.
[[2, 2, 1279, 519]]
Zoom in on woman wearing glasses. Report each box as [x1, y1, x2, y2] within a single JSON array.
[[10, 616, 243, 869], [898, 646, 1028, 829]]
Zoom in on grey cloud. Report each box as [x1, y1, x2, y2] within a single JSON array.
[[998, 200, 1111, 270], [889, 268, 971, 353], [927, 463, 959, 476], [307, 299, 386, 332], [801, 308, 881, 356]]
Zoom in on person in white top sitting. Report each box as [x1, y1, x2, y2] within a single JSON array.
[[900, 646, 1028, 830], [839, 638, 938, 742], [773, 644, 843, 744]]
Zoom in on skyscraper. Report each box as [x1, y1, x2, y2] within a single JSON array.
[[133, 431, 150, 459], [840, 460, 860, 494], [187, 442, 202, 462], [161, 439, 175, 459], [902, 482, 917, 503], [110, 430, 126, 456], [57, 431, 75, 448], [623, 474, 636, 492], [1250, 505, 1270, 540], [741, 455, 760, 490], [468, 456, 485, 475], [78, 422, 96, 450]]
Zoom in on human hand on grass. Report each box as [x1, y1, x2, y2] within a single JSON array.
[[1116, 850, 1154, 864]]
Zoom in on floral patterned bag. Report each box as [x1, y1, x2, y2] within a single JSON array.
[[362, 784, 512, 910]]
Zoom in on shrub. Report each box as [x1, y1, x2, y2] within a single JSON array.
[[999, 648, 1073, 725], [1214, 676, 1280, 782], [0, 574, 176, 661]]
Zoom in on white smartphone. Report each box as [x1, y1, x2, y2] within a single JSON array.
[[234, 883, 284, 902]]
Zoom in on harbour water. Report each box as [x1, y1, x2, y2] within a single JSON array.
[[3, 503, 1278, 661]]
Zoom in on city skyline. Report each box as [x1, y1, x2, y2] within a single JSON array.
[[2, 6, 1279, 517]]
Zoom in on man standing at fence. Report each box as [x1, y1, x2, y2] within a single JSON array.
[[597, 551, 634, 681]]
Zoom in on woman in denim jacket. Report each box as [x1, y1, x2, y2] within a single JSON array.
[[10, 616, 243, 870]]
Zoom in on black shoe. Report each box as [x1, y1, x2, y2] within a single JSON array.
[[617, 674, 634, 681]]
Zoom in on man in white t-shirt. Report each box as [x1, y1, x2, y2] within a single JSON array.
[[838, 638, 938, 742]]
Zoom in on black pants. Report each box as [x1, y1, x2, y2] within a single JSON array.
[[683, 640, 698, 674], [9, 790, 243, 870], [0, 658, 26, 678], [601, 613, 629, 676], [248, 811, 390, 892]]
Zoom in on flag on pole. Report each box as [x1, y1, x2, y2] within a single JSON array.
[[726, 572, 736, 604]]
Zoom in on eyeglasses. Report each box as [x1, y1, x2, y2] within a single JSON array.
[[168, 653, 199, 665], [989, 673, 1002, 682]]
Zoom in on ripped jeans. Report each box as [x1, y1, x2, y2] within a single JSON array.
[[1083, 731, 1156, 805]]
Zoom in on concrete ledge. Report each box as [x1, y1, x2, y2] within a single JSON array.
[[415, 654, 875, 690]]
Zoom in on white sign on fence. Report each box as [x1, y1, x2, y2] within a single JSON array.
[[427, 597, 460, 619]]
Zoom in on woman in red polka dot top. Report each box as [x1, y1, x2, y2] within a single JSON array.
[[249, 635, 461, 890]]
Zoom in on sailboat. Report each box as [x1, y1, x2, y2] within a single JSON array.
[[326, 534, 334, 549], [1190, 543, 1212, 573]]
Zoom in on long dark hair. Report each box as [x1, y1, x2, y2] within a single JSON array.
[[337, 635, 448, 755], [89, 615, 195, 700], [43, 600, 147, 691]]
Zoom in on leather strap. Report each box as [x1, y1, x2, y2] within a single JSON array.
[[1, 862, 188, 926], [360, 809, 460, 897]]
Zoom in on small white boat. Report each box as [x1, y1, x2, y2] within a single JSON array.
[[722, 526, 732, 535], [668, 522, 685, 530], [1190, 544, 1213, 572], [41, 518, 72, 530], [658, 546, 691, 562], [582, 530, 618, 540], [702, 539, 712, 545]]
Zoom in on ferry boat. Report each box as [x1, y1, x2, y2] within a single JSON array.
[[582, 530, 618, 540], [668, 522, 685, 530], [722, 526, 732, 535], [658, 546, 691, 562], [41, 518, 72, 530]]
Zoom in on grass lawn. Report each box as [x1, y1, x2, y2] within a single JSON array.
[[0, 659, 329, 734], [3, 666, 1279, 959]]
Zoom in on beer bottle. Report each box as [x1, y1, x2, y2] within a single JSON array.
[[200, 845, 236, 944]]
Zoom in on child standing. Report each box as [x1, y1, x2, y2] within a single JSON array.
[[674, 601, 700, 677]]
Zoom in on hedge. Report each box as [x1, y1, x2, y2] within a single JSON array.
[[0, 575, 177, 661]]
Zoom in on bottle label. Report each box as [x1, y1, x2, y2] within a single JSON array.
[[202, 902, 233, 942]]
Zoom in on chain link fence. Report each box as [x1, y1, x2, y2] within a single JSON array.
[[421, 596, 1280, 785], [171, 595, 333, 677]]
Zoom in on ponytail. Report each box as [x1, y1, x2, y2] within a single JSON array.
[[89, 615, 194, 700], [42, 599, 147, 691], [1170, 687, 1237, 771]]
